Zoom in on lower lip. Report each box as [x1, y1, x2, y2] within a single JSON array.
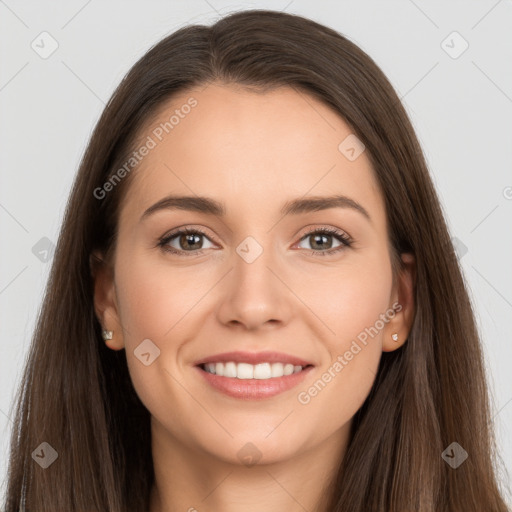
[[195, 365, 314, 400]]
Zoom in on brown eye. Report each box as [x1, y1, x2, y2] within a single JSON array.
[[158, 228, 215, 256], [176, 232, 204, 251], [296, 228, 352, 256]]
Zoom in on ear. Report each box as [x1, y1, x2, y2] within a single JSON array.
[[382, 252, 416, 352], [90, 250, 125, 351]]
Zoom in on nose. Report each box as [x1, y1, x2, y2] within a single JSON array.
[[215, 240, 293, 331]]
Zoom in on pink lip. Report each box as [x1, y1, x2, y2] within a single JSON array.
[[195, 364, 314, 400], [193, 350, 314, 367]]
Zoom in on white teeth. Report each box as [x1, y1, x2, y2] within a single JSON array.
[[202, 361, 305, 379], [253, 363, 272, 379], [223, 361, 237, 378], [283, 363, 294, 376], [271, 363, 284, 377], [237, 363, 254, 379]]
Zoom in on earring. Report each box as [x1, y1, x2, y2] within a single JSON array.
[[102, 330, 113, 341], [391, 333, 399, 342]]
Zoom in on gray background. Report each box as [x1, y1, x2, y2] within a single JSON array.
[[1, 0, 511, 502]]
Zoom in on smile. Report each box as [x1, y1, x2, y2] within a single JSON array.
[[200, 361, 307, 379], [196, 363, 314, 400]]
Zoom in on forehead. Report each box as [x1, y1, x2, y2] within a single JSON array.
[[120, 83, 385, 228]]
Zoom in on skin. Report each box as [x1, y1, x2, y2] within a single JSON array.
[[93, 83, 415, 512]]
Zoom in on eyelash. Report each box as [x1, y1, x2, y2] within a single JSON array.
[[157, 226, 353, 258]]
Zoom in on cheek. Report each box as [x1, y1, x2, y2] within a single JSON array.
[[295, 343, 380, 443], [112, 251, 206, 423], [112, 250, 219, 403], [114, 249, 212, 342], [293, 253, 392, 415], [292, 249, 393, 348]]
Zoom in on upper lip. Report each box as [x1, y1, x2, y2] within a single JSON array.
[[194, 351, 314, 367]]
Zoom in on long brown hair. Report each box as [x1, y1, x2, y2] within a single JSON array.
[[3, 9, 510, 511]]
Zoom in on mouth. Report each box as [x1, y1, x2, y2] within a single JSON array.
[[193, 352, 315, 400], [198, 361, 313, 379]]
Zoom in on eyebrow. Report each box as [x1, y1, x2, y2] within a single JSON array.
[[141, 194, 371, 223]]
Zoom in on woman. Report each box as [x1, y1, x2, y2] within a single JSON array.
[[3, 9, 509, 512]]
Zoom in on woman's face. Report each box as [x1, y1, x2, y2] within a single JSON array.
[[94, 83, 414, 467]]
